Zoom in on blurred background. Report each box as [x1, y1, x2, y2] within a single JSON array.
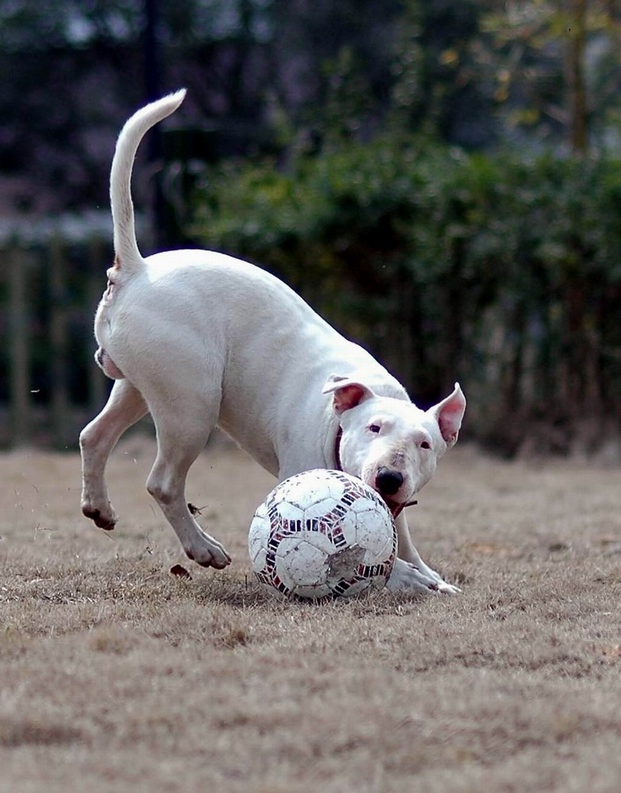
[[0, 0, 620, 457]]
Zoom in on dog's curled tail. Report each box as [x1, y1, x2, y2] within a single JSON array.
[[110, 89, 187, 274]]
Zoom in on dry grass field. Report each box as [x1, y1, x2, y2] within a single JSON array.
[[1, 434, 620, 792]]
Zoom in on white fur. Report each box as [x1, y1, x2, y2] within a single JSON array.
[[79, 92, 467, 594]]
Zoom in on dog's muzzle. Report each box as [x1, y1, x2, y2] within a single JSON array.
[[334, 430, 416, 518], [375, 467, 418, 519]]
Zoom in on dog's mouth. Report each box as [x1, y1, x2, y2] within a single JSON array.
[[381, 495, 418, 520]]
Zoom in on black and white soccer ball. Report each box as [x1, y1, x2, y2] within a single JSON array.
[[248, 469, 396, 600]]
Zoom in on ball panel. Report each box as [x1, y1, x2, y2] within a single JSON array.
[[271, 470, 347, 510], [353, 507, 396, 559], [248, 508, 269, 568], [275, 533, 335, 562], [335, 577, 374, 598], [271, 500, 305, 523], [275, 539, 330, 592]]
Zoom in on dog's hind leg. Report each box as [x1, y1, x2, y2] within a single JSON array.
[[145, 391, 232, 570], [80, 378, 148, 529]]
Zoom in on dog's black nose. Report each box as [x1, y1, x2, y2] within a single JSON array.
[[375, 467, 404, 496]]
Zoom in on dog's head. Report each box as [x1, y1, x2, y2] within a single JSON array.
[[323, 375, 466, 517]]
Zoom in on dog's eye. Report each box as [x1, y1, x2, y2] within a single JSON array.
[[420, 440, 431, 450], [369, 424, 381, 434]]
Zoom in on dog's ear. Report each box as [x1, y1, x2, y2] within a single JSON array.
[[427, 383, 466, 449], [322, 375, 376, 415]]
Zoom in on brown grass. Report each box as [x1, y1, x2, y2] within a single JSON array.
[[1, 435, 620, 792]]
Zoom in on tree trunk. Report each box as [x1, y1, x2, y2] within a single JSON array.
[[564, 0, 588, 153]]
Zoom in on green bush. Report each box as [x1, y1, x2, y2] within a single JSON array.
[[190, 139, 621, 455]]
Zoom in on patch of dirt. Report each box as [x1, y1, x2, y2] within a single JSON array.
[[0, 441, 620, 792]]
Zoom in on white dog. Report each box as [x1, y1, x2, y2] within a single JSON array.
[[79, 90, 466, 594]]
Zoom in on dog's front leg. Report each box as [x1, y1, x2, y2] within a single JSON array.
[[80, 379, 148, 529], [387, 512, 460, 594]]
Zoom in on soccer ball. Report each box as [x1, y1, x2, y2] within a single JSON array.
[[248, 469, 396, 600]]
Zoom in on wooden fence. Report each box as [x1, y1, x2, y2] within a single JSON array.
[[1, 237, 114, 448]]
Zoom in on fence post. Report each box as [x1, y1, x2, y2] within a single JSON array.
[[49, 236, 70, 447], [9, 247, 32, 445], [87, 237, 109, 415]]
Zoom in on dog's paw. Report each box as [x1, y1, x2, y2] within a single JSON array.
[[82, 502, 117, 531], [185, 535, 232, 570], [433, 579, 461, 595], [386, 558, 460, 595]]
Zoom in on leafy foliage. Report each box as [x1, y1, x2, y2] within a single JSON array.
[[191, 138, 621, 453]]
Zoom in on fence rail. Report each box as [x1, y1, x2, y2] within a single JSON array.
[[1, 237, 113, 448]]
